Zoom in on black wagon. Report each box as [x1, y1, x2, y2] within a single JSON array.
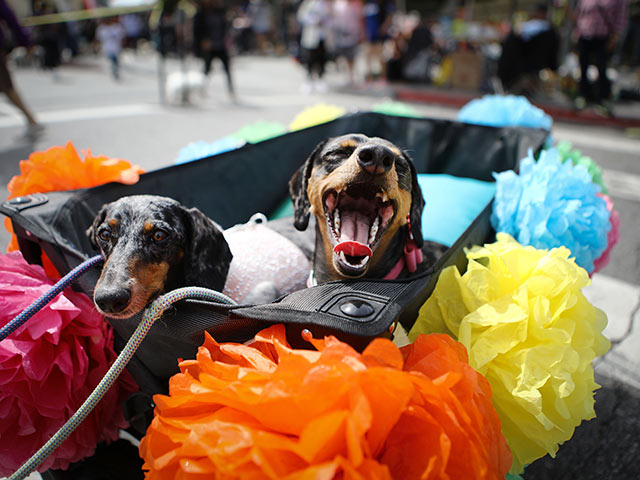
[[0, 111, 547, 477]]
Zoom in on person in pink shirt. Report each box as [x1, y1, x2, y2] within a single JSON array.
[[572, 0, 628, 112]]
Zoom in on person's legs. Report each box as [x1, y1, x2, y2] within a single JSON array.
[[577, 37, 593, 103], [630, 22, 640, 67], [591, 37, 611, 103], [5, 87, 38, 125], [316, 40, 326, 79], [202, 50, 214, 76], [314, 41, 328, 92], [299, 47, 314, 94], [365, 41, 385, 81], [0, 51, 39, 126], [216, 49, 235, 95], [307, 46, 320, 79], [109, 53, 120, 80]]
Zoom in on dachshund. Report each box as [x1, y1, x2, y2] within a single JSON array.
[[289, 133, 445, 285], [87, 195, 310, 319], [86, 195, 232, 319]]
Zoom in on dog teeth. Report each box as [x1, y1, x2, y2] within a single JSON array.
[[376, 191, 389, 203], [338, 251, 370, 267], [369, 217, 380, 244], [334, 208, 341, 235]]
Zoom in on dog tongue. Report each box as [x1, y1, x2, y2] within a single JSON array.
[[334, 241, 372, 257]]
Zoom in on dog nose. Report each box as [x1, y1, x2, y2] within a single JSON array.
[[356, 144, 395, 175], [94, 288, 132, 314]]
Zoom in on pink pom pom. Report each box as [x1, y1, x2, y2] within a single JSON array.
[[0, 252, 137, 475], [593, 193, 621, 274]]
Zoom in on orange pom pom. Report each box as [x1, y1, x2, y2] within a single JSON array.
[[4, 142, 144, 275], [140, 325, 511, 479]]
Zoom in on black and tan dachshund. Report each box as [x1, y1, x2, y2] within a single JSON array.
[[86, 195, 232, 319], [289, 133, 445, 284]]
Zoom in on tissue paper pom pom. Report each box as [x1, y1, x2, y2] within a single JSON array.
[[457, 95, 552, 131], [174, 137, 243, 164], [409, 234, 611, 473], [5, 142, 144, 256], [7, 142, 144, 198], [289, 103, 347, 131], [592, 193, 620, 273], [0, 252, 137, 475], [556, 141, 607, 194], [491, 148, 610, 273], [231, 121, 287, 144], [372, 101, 422, 117], [140, 325, 511, 480]]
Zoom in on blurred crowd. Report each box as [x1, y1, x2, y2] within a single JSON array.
[[3, 0, 640, 110]]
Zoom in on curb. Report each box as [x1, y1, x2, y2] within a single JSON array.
[[395, 87, 640, 129]]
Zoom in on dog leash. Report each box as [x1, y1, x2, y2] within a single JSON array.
[[7, 273, 236, 479]]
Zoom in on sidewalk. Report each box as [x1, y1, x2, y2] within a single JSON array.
[[393, 83, 640, 130]]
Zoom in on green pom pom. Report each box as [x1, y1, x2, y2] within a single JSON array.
[[232, 121, 287, 144], [372, 101, 423, 118], [556, 141, 608, 194]]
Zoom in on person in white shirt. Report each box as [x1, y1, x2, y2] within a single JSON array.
[[96, 16, 126, 80], [297, 0, 331, 93]]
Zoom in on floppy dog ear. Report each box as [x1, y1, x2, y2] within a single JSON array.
[[86, 204, 108, 250], [405, 153, 425, 248], [289, 139, 327, 231], [181, 206, 233, 292]]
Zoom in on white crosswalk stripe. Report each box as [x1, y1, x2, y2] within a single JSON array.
[[0, 103, 163, 128]]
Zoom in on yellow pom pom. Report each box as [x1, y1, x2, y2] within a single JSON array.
[[289, 104, 347, 131], [409, 233, 610, 473]]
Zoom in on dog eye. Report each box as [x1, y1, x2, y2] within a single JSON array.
[[329, 146, 356, 158], [152, 229, 168, 242], [97, 228, 111, 242], [324, 146, 356, 167]]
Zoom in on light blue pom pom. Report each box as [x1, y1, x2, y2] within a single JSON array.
[[458, 94, 553, 131], [175, 137, 243, 165], [491, 148, 610, 273]]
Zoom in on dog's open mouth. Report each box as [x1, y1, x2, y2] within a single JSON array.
[[323, 183, 396, 276]]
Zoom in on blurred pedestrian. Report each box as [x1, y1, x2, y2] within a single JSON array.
[[32, 0, 62, 81], [623, 0, 640, 69], [401, 16, 434, 82], [331, 0, 364, 85], [0, 0, 41, 134], [280, 0, 302, 56], [121, 13, 144, 52], [498, 3, 559, 96], [193, 0, 235, 97], [572, 0, 628, 112], [96, 16, 125, 81], [297, 0, 331, 94], [363, 0, 395, 82], [247, 0, 273, 53]]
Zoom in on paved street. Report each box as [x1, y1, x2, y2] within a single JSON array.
[[1, 49, 639, 478]]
